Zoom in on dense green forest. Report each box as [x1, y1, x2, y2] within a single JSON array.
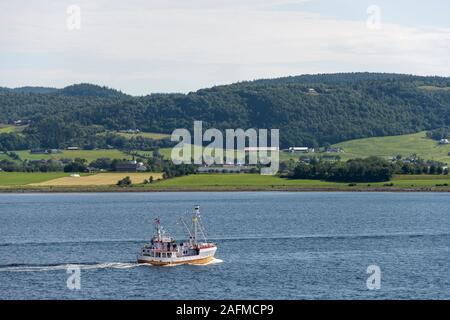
[[288, 156, 448, 183], [1, 73, 449, 150]]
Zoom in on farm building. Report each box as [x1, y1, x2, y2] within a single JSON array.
[[115, 161, 147, 172], [13, 119, 30, 126], [30, 149, 46, 154], [288, 147, 311, 153], [326, 147, 343, 153]]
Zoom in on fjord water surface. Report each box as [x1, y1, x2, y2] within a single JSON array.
[[0, 192, 448, 299]]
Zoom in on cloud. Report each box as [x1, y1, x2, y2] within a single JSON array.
[[1, 0, 450, 94]]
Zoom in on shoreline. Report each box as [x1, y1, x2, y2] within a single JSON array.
[[2, 173, 450, 193], [1, 186, 449, 193]]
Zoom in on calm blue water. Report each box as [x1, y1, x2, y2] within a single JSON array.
[[0, 192, 449, 300]]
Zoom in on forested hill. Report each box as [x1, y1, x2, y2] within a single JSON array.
[[0, 83, 128, 98], [0, 73, 449, 149]]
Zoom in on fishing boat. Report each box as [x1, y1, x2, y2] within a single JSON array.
[[137, 205, 217, 266]]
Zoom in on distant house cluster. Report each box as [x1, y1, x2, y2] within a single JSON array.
[[30, 147, 82, 153], [120, 129, 141, 134], [30, 148, 63, 154]]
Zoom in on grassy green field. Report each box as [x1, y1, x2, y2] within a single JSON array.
[[0, 124, 15, 133], [376, 175, 450, 188], [0, 172, 448, 191], [332, 131, 450, 163], [418, 85, 450, 92], [0, 124, 28, 134], [0, 152, 11, 160], [12, 149, 131, 162], [97, 130, 170, 140], [0, 172, 71, 185], [149, 174, 341, 189], [144, 173, 450, 191], [160, 131, 450, 164]]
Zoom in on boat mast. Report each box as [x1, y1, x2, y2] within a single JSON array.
[[192, 205, 200, 245], [154, 216, 162, 241]]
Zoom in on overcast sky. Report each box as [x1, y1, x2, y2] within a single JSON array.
[[1, 0, 450, 95]]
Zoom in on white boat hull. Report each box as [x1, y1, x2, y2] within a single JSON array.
[[137, 246, 217, 266]]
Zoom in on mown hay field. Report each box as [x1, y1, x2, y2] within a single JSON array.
[[31, 172, 163, 186]]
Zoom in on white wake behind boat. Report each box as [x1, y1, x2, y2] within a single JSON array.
[[137, 206, 217, 266]]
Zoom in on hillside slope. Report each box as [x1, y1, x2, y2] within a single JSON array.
[[333, 131, 450, 163], [0, 73, 449, 149]]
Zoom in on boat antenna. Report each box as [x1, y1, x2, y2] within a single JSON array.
[[154, 216, 162, 241], [191, 205, 208, 243], [191, 205, 201, 245]]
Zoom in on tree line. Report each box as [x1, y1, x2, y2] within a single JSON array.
[[288, 157, 448, 183]]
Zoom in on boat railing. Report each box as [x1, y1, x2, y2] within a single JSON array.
[[151, 248, 178, 253]]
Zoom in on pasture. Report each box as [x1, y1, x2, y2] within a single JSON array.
[[0, 172, 70, 186], [13, 149, 131, 162], [332, 131, 450, 163], [147, 173, 450, 190]]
